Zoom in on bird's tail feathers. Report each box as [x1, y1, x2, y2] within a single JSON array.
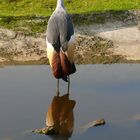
[[51, 52, 63, 79], [60, 52, 76, 76], [51, 51, 76, 82]]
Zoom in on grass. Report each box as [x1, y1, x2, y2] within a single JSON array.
[[0, 10, 138, 36], [0, 0, 139, 35], [0, 16, 49, 36], [0, 0, 139, 16]]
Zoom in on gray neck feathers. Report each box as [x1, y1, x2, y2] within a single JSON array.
[[56, 0, 64, 8]]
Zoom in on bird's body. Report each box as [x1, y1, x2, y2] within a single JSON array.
[[46, 0, 76, 92]]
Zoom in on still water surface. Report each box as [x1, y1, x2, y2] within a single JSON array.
[[0, 64, 140, 140]]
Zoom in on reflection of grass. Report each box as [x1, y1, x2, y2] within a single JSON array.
[[0, 0, 140, 16]]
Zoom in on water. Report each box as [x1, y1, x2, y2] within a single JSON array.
[[0, 64, 140, 140]]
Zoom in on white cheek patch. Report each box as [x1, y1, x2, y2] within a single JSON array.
[[68, 35, 76, 45], [65, 35, 76, 63], [46, 39, 55, 67]]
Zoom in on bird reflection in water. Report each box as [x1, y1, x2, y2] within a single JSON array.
[[46, 93, 76, 139]]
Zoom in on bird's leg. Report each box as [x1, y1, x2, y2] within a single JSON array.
[[56, 79, 60, 96], [67, 76, 70, 94]]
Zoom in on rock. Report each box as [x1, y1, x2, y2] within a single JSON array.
[[93, 118, 106, 127], [83, 118, 106, 129], [32, 126, 58, 135]]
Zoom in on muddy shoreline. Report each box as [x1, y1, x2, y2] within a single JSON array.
[[0, 10, 140, 66]]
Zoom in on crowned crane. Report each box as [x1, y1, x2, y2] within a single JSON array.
[[46, 0, 76, 96]]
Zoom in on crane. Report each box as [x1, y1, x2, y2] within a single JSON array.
[[46, 0, 76, 96]]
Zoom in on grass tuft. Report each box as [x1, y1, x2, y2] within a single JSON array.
[[0, 0, 140, 16]]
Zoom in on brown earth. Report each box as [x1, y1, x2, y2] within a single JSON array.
[[0, 10, 140, 66]]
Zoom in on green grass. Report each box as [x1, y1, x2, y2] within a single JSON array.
[[0, 16, 49, 35], [0, 0, 139, 35], [0, 0, 140, 16]]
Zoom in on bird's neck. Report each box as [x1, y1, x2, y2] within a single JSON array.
[[56, 0, 65, 9]]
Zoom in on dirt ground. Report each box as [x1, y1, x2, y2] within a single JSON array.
[[0, 10, 140, 65], [76, 18, 140, 61], [98, 26, 140, 61]]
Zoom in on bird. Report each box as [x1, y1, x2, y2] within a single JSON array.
[[46, 0, 76, 96]]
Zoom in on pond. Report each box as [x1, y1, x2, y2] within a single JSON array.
[[0, 64, 140, 140]]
